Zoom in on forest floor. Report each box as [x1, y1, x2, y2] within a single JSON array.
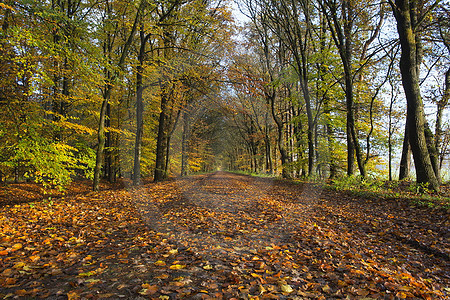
[[0, 171, 449, 299]]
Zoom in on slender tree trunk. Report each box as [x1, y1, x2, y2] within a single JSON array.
[[165, 135, 171, 175], [321, 0, 369, 177], [164, 108, 181, 177], [291, 1, 315, 177], [390, 0, 440, 192], [105, 102, 113, 181], [434, 68, 449, 181], [342, 5, 366, 178], [14, 166, 19, 183], [388, 85, 395, 181], [154, 91, 168, 181], [133, 26, 151, 186], [93, 89, 110, 191], [181, 110, 189, 176], [299, 77, 315, 177], [264, 128, 272, 174], [93, 0, 143, 191], [133, 63, 144, 185], [327, 123, 337, 179], [269, 93, 289, 178], [319, 13, 337, 180]]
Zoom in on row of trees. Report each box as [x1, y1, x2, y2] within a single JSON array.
[[0, 0, 233, 190], [0, 0, 448, 191], [221, 0, 448, 192]]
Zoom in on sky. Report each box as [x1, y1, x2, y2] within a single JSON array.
[[231, 0, 250, 26]]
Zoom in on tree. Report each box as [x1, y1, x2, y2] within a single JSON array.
[[319, 0, 386, 178], [389, 0, 440, 191], [153, 0, 232, 181], [92, 0, 144, 191], [0, 1, 97, 189], [254, 0, 318, 177]]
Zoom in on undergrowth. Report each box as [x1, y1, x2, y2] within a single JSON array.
[[328, 175, 450, 210]]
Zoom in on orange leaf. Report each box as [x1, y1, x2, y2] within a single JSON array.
[[15, 289, 27, 296], [29, 255, 40, 262], [5, 277, 17, 285], [139, 284, 158, 295], [67, 290, 80, 300]]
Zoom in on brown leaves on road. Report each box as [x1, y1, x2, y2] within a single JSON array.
[[0, 172, 448, 299]]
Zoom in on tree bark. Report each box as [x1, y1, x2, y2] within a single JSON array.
[[104, 102, 113, 182], [434, 68, 449, 181], [269, 92, 289, 178], [154, 89, 169, 181], [133, 65, 144, 185], [398, 119, 411, 180], [93, 91, 109, 191], [264, 126, 273, 174], [425, 122, 440, 183], [133, 26, 151, 186], [388, 84, 395, 181], [181, 109, 190, 176]]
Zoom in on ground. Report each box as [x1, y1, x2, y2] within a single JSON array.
[[0, 172, 448, 299]]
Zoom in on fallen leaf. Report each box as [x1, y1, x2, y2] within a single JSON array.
[[12, 243, 23, 251], [322, 284, 331, 293], [154, 260, 166, 266], [67, 290, 80, 300], [5, 277, 17, 285], [169, 264, 186, 270], [13, 262, 26, 269], [140, 284, 158, 295], [280, 284, 293, 293]]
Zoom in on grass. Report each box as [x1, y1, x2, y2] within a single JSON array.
[[326, 175, 450, 210]]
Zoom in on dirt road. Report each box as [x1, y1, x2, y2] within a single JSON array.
[[0, 171, 448, 299]]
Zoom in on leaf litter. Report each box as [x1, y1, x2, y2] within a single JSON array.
[[0, 172, 448, 299]]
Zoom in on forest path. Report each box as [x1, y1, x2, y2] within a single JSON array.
[[130, 171, 449, 299], [0, 172, 448, 299]]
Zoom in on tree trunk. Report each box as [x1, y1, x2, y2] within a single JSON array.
[[342, 3, 366, 178], [388, 84, 395, 181], [133, 63, 144, 185], [434, 68, 449, 181], [327, 123, 337, 179], [290, 1, 315, 177], [264, 128, 272, 174], [93, 0, 143, 191], [344, 70, 365, 177], [321, 0, 370, 177], [391, 0, 440, 192], [181, 110, 189, 176], [14, 166, 18, 183], [269, 93, 289, 178], [93, 91, 110, 191], [104, 102, 113, 181], [154, 91, 169, 181], [133, 26, 150, 186], [425, 122, 440, 183], [398, 119, 411, 180]]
